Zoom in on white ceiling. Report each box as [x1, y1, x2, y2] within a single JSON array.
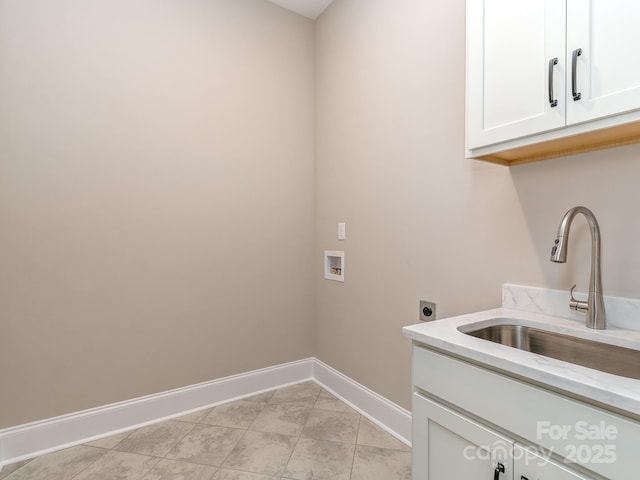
[[268, 0, 334, 20]]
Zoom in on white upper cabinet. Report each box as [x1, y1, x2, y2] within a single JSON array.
[[467, 0, 640, 165], [467, 0, 566, 149], [566, 0, 640, 125]]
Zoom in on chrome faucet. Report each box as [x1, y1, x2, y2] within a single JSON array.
[[550, 206, 606, 329]]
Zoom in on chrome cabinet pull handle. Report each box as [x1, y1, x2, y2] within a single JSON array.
[[548, 57, 558, 107], [572, 48, 582, 101]]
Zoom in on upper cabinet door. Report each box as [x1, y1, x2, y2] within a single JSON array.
[[567, 0, 640, 125], [467, 0, 566, 149]]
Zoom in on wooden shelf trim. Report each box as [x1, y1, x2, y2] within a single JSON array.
[[476, 121, 640, 166]]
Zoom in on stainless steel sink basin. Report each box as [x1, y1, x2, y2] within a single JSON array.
[[463, 324, 640, 380]]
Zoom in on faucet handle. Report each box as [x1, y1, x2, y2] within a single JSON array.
[[569, 284, 589, 312]]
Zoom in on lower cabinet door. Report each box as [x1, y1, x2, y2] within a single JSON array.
[[514, 444, 594, 480], [413, 392, 514, 480]]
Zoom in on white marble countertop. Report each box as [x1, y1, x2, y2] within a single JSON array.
[[403, 307, 640, 418]]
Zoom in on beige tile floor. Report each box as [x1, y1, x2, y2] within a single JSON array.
[[0, 381, 411, 480]]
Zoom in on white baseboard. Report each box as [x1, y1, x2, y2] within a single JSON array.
[[0, 357, 411, 468], [312, 359, 412, 446]]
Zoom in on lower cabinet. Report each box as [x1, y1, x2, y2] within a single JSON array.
[[411, 346, 639, 479], [513, 444, 592, 480], [413, 392, 593, 480], [413, 392, 512, 479]]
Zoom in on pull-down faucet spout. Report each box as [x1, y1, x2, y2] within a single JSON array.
[[550, 206, 606, 329]]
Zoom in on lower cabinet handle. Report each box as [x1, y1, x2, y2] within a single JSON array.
[[548, 57, 558, 107], [494, 462, 505, 480]]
